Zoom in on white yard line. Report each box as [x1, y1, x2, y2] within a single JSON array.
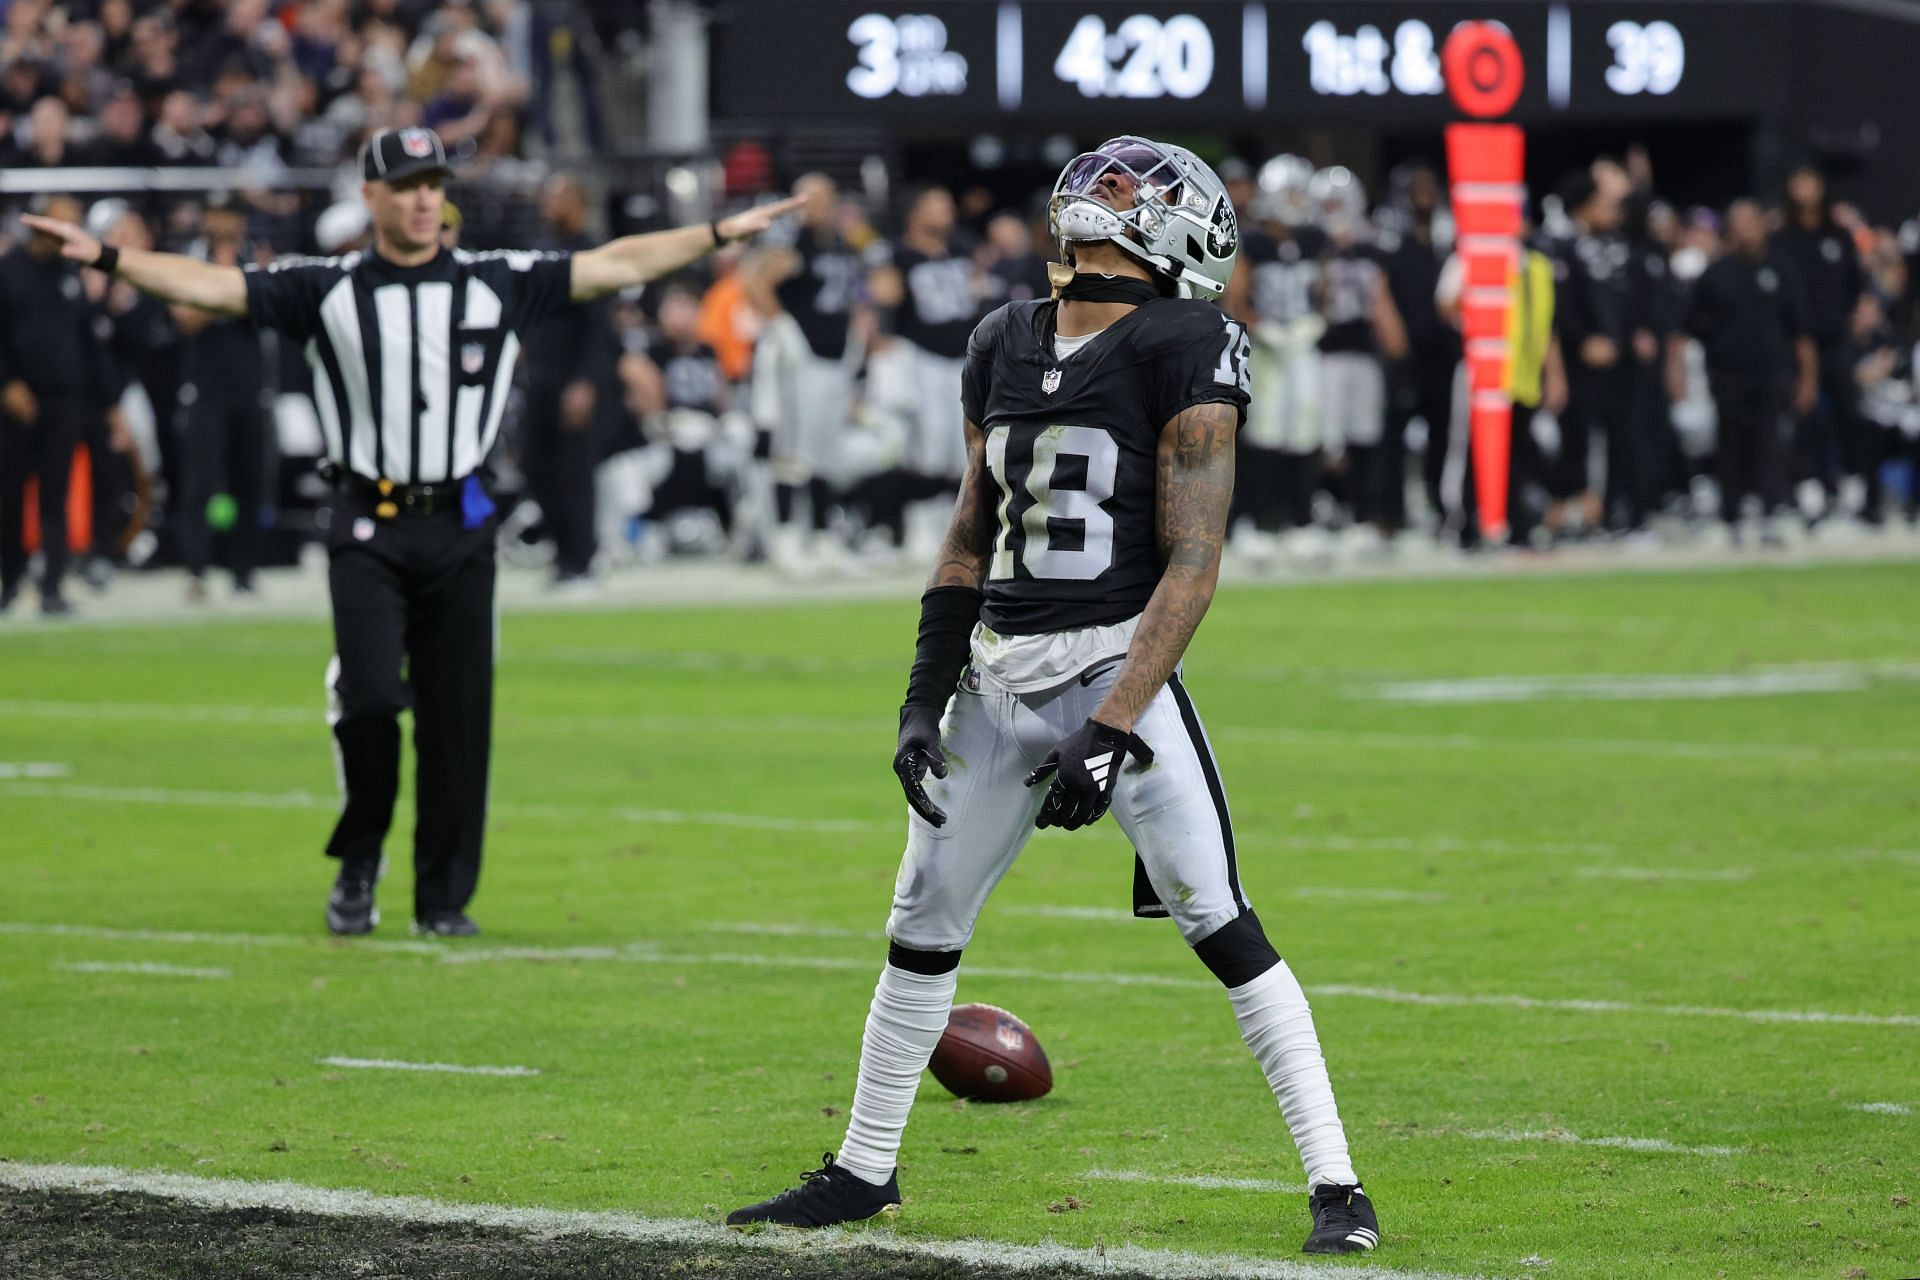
[[0, 1162, 1481, 1280], [1365, 670, 1873, 704], [0, 781, 893, 836], [52, 960, 229, 979], [1008, 887, 1452, 921], [1289, 887, 1452, 903], [9, 694, 1917, 767], [5, 920, 1916, 1029], [1206, 724, 1920, 768], [703, 922, 883, 940], [314, 1056, 540, 1078], [0, 780, 1849, 872], [1574, 867, 1754, 883], [1082, 1168, 1308, 1194], [0, 762, 70, 779], [1851, 1102, 1912, 1115], [1457, 1128, 1740, 1157]]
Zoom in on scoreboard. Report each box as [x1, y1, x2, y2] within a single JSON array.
[[713, 1, 1792, 126]]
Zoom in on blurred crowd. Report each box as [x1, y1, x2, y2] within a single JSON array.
[[1214, 146, 1920, 565], [3, 2, 1920, 613]]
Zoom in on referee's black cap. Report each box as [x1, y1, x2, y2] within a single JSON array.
[[360, 127, 452, 184]]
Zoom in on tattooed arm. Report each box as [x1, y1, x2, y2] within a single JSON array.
[[926, 420, 995, 589], [1092, 400, 1238, 731]]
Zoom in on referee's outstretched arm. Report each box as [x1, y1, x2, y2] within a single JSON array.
[[23, 213, 247, 315], [569, 194, 804, 301], [22, 190, 807, 314]]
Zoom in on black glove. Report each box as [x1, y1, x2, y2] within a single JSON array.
[[1024, 718, 1154, 831], [894, 703, 950, 827]]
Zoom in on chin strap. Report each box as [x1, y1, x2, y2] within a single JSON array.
[[1051, 271, 1163, 305]]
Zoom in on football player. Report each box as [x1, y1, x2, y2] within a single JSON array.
[[728, 137, 1379, 1256], [868, 185, 981, 557], [751, 173, 865, 570]]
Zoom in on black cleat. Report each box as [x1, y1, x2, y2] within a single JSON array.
[[325, 860, 380, 935], [1303, 1183, 1379, 1254], [727, 1153, 901, 1229], [411, 911, 480, 937], [39, 593, 73, 618]]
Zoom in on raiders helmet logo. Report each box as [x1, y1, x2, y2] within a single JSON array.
[[1207, 196, 1238, 259], [1042, 368, 1062, 394], [462, 342, 486, 374], [401, 128, 435, 158]]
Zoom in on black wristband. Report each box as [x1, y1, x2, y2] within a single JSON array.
[[710, 220, 726, 249], [91, 244, 120, 275], [903, 586, 983, 708]]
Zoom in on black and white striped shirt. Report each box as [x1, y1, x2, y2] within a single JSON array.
[[243, 247, 575, 484]]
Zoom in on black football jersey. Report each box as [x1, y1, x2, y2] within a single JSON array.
[[1318, 242, 1386, 354], [641, 334, 727, 414], [885, 241, 976, 358], [962, 298, 1251, 636], [1244, 226, 1326, 328], [773, 226, 861, 360]]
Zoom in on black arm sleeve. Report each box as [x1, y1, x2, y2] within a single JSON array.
[[903, 586, 983, 708]]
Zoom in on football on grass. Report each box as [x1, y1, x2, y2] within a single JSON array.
[[928, 1003, 1052, 1102]]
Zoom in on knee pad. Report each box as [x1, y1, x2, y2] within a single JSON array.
[[1192, 909, 1281, 988], [887, 940, 962, 976]]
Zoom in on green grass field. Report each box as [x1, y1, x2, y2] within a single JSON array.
[[3, 561, 1918, 1279]]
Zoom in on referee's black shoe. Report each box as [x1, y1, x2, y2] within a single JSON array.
[[325, 859, 381, 935], [726, 1153, 900, 1229], [412, 911, 480, 938], [1303, 1183, 1379, 1254]]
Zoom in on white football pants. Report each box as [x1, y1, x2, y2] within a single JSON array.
[[885, 660, 1250, 951]]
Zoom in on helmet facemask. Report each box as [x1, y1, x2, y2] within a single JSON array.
[[1048, 136, 1235, 300]]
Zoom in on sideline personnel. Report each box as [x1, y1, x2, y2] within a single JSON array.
[[24, 126, 801, 936]]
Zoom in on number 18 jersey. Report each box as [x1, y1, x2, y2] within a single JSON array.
[[962, 297, 1250, 636]]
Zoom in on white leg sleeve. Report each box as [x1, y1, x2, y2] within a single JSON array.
[[836, 963, 958, 1185], [1228, 961, 1359, 1191]]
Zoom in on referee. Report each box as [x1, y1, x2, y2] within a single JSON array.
[[24, 126, 801, 937]]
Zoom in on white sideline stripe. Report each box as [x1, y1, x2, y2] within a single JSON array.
[[8, 693, 1916, 767], [315, 1056, 540, 1078], [5, 921, 1917, 1029], [0, 1163, 1478, 1280], [52, 960, 230, 979], [1459, 1128, 1740, 1157], [1083, 1168, 1307, 1194], [1367, 670, 1872, 703], [1852, 1102, 1912, 1115], [1575, 866, 1754, 883]]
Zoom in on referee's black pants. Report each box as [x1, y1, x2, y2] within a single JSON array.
[[324, 494, 496, 920]]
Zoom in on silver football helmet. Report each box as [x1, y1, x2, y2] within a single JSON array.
[[1048, 135, 1238, 300], [1308, 165, 1368, 233], [1254, 154, 1314, 227]]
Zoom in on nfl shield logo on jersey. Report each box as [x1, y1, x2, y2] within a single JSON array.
[[1042, 368, 1062, 395], [462, 342, 485, 374], [401, 128, 434, 158]]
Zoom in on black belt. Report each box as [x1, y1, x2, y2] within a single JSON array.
[[336, 474, 464, 518]]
